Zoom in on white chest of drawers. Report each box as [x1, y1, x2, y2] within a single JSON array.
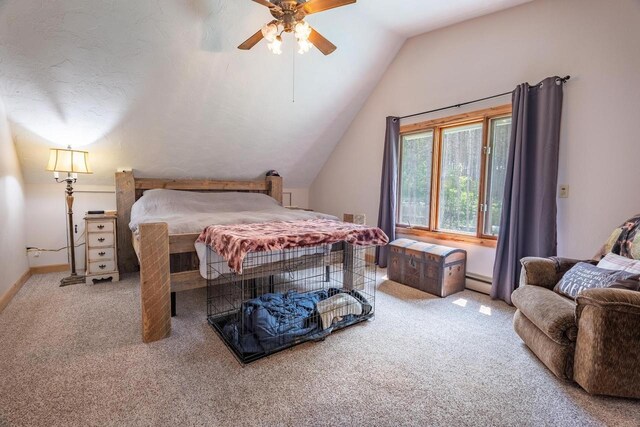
[[85, 214, 120, 284]]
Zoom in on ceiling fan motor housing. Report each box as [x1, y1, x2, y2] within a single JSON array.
[[271, 0, 306, 32]]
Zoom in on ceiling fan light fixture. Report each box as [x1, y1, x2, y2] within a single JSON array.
[[297, 39, 312, 54], [267, 35, 283, 55], [294, 21, 311, 41], [261, 22, 278, 42], [240, 0, 353, 56]]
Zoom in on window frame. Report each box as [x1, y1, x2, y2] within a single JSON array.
[[396, 104, 512, 247], [396, 129, 434, 229]]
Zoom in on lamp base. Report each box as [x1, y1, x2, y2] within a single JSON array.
[[60, 274, 85, 287]]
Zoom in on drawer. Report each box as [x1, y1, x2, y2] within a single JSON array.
[[88, 260, 116, 274], [88, 248, 115, 261], [87, 221, 114, 233], [88, 233, 114, 247]]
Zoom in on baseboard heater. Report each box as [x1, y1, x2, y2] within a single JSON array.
[[465, 273, 492, 295]]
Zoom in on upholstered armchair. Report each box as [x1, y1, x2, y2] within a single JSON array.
[[512, 257, 640, 399]]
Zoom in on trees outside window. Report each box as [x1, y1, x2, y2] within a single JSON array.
[[397, 105, 512, 244], [399, 131, 432, 227]]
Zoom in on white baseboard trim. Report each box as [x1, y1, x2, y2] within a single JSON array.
[[465, 273, 492, 295]]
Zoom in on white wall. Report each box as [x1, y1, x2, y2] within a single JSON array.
[[0, 96, 29, 296], [25, 183, 309, 268], [310, 0, 640, 278], [25, 184, 117, 269]]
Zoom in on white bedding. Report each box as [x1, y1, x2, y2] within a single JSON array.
[[129, 189, 338, 278], [129, 189, 337, 234]]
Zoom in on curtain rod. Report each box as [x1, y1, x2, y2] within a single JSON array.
[[398, 75, 571, 121]]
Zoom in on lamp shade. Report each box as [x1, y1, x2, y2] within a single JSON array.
[[46, 148, 92, 174]]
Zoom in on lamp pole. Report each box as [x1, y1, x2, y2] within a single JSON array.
[[57, 172, 84, 286]]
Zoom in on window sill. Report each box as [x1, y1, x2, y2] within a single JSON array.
[[396, 226, 498, 248]]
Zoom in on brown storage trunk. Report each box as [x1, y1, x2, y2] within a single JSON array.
[[387, 238, 467, 297]]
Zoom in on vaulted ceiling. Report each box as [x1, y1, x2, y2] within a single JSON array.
[[0, 0, 530, 187]]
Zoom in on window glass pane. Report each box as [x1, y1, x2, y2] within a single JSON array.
[[483, 117, 512, 236], [438, 123, 483, 234], [399, 131, 433, 227]]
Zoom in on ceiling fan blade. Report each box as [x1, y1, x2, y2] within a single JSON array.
[[238, 29, 264, 50], [302, 0, 356, 15], [252, 0, 278, 8], [308, 28, 337, 55]]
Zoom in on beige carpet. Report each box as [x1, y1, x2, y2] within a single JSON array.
[[1, 271, 638, 427]]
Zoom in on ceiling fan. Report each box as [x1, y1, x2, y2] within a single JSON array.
[[238, 0, 356, 56]]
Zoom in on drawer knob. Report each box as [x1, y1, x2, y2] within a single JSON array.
[[98, 252, 106, 256], [98, 238, 105, 242], [97, 224, 105, 229], [99, 264, 106, 269]]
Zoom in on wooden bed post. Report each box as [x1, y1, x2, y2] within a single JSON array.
[[115, 171, 138, 273], [139, 222, 171, 343], [266, 175, 283, 205], [343, 213, 366, 290]]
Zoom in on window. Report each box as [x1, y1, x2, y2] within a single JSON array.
[[398, 131, 433, 227], [438, 123, 483, 234], [396, 105, 512, 244], [483, 117, 512, 236]]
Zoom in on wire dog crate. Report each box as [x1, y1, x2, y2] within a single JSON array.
[[206, 242, 377, 364]]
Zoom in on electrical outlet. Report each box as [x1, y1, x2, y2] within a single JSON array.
[[559, 184, 569, 198]]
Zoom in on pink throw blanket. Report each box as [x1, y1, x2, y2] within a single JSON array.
[[196, 219, 389, 273]]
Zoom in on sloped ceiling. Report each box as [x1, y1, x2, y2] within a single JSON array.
[[0, 0, 530, 187]]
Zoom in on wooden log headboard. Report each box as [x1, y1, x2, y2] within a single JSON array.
[[115, 171, 284, 273]]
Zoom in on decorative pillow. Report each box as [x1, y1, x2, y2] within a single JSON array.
[[602, 214, 640, 260], [608, 277, 640, 292], [597, 252, 640, 275], [602, 228, 622, 255], [554, 262, 638, 299]]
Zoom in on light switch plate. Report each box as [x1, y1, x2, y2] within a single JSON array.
[[559, 184, 569, 198]]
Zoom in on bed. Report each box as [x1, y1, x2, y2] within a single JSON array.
[[115, 171, 354, 343], [128, 187, 337, 280]]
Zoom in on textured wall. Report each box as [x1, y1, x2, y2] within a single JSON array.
[[0, 0, 530, 188], [0, 96, 29, 297], [0, 0, 403, 188], [310, 0, 640, 277]]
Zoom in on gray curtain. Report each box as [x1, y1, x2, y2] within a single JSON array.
[[376, 116, 400, 267], [491, 76, 564, 304]]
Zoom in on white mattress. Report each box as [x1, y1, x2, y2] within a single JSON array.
[[129, 189, 338, 278], [129, 189, 337, 234]]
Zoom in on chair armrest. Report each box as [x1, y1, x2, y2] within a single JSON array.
[[519, 257, 595, 290], [576, 288, 640, 320], [574, 288, 640, 398], [519, 257, 558, 290]]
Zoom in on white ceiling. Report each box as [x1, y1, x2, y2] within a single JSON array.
[[0, 0, 530, 187], [362, 0, 531, 38]]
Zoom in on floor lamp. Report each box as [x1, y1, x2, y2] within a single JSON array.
[[46, 146, 92, 287]]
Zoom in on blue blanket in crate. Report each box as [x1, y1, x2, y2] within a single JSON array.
[[222, 288, 371, 354]]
